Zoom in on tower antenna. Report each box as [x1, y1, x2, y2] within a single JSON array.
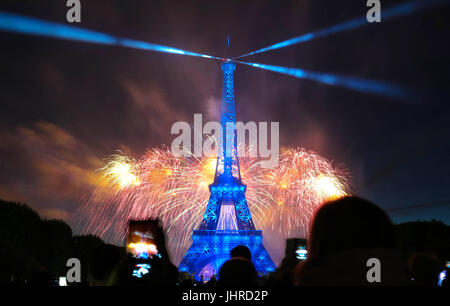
[[226, 35, 231, 58]]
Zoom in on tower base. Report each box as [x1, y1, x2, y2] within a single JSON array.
[[179, 230, 276, 281]]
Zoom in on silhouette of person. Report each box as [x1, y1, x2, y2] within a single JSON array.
[[273, 238, 305, 286], [218, 245, 258, 286], [409, 252, 444, 286], [28, 266, 54, 286], [294, 196, 408, 286], [230, 245, 252, 261], [206, 274, 217, 286]]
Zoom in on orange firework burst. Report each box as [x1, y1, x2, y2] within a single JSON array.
[[261, 148, 349, 234], [77, 146, 349, 264]]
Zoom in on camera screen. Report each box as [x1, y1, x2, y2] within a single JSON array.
[[126, 220, 159, 260], [296, 245, 307, 260]]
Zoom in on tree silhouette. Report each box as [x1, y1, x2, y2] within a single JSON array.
[[0, 199, 125, 285]]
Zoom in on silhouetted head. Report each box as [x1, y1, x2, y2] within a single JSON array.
[[293, 197, 405, 285], [230, 245, 252, 261], [218, 258, 258, 286], [307, 196, 396, 261], [409, 252, 444, 286]]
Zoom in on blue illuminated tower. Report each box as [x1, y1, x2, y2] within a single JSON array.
[[179, 60, 276, 279]]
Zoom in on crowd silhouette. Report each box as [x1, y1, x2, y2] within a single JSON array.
[[0, 197, 449, 286]]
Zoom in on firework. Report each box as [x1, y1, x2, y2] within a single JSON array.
[[77, 147, 349, 264], [98, 154, 141, 189], [261, 148, 348, 234]]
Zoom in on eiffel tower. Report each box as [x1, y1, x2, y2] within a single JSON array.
[[178, 57, 276, 280]]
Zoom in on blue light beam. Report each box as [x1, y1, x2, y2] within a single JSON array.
[[0, 12, 221, 60], [233, 0, 449, 59], [234, 60, 414, 102]]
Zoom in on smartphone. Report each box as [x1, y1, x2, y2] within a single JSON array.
[[126, 219, 160, 260], [285, 238, 308, 261], [127, 219, 162, 279]]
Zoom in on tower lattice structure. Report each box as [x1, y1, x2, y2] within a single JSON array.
[[179, 60, 276, 279]]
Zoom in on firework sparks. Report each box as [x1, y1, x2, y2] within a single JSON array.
[[98, 154, 141, 189], [260, 148, 349, 234], [77, 147, 349, 264]]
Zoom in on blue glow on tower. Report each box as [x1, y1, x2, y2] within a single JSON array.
[[179, 60, 276, 279]]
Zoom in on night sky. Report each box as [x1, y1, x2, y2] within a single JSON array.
[[1, 0, 450, 261]]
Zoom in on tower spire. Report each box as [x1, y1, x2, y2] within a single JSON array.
[[215, 59, 242, 184]]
